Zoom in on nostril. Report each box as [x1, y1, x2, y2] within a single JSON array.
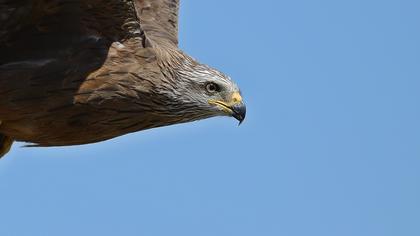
[[231, 92, 243, 104]]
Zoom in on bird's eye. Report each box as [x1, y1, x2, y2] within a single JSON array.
[[205, 82, 220, 93]]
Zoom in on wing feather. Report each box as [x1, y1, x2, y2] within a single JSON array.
[[133, 0, 179, 46]]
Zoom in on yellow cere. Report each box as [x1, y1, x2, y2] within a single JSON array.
[[208, 92, 243, 114], [231, 92, 243, 103]]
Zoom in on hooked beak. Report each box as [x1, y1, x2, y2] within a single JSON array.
[[231, 102, 246, 124]]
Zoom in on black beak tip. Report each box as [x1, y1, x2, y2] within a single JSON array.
[[232, 103, 246, 125]]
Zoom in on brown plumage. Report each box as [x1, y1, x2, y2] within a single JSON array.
[[0, 0, 246, 157]]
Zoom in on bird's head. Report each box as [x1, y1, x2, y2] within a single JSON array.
[[160, 58, 246, 124]]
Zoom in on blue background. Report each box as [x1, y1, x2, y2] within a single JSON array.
[[1, 0, 420, 235]]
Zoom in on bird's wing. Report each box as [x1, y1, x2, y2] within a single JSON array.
[[133, 0, 180, 46], [0, 0, 149, 63], [0, 0, 180, 64], [0, 0, 161, 119]]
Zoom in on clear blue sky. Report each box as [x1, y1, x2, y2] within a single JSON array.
[[1, 0, 420, 235]]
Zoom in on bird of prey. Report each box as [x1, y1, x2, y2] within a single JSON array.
[[0, 0, 246, 157]]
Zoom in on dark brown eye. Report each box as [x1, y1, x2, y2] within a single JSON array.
[[206, 82, 219, 93]]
